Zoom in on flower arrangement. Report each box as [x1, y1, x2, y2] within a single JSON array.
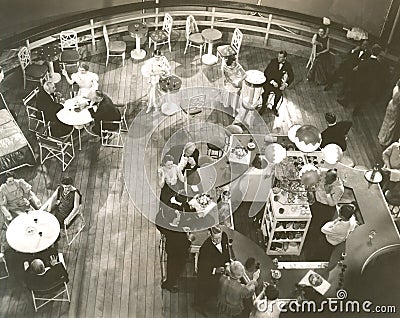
[[196, 193, 212, 208]]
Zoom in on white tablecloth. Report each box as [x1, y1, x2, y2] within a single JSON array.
[[57, 97, 93, 126]]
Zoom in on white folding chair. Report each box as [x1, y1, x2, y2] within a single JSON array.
[[25, 253, 70, 312], [306, 44, 317, 70], [64, 205, 85, 245], [149, 13, 173, 52], [36, 133, 75, 171], [0, 253, 9, 280], [17, 47, 48, 90], [184, 15, 204, 56], [119, 103, 129, 132], [23, 87, 46, 132], [100, 120, 124, 148], [103, 25, 126, 67], [217, 28, 243, 61], [59, 30, 80, 70]]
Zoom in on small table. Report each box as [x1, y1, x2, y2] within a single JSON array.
[[57, 97, 96, 150], [128, 22, 148, 60], [201, 28, 222, 65], [6, 210, 60, 254], [159, 75, 182, 93], [38, 43, 61, 83]]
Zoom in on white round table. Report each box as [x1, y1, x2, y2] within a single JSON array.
[[57, 97, 95, 150], [6, 210, 60, 254], [201, 28, 222, 65]]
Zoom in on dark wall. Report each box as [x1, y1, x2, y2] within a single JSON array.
[[0, 0, 393, 38]]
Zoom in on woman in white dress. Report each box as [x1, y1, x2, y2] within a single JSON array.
[[222, 55, 246, 114], [62, 63, 99, 99], [141, 50, 171, 113]]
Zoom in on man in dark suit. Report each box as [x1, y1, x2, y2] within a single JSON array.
[[325, 40, 370, 91], [193, 225, 230, 314], [36, 81, 72, 137], [260, 50, 294, 116], [320, 112, 352, 151], [88, 90, 121, 136]]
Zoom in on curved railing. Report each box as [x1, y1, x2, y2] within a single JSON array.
[[1, 0, 397, 73]]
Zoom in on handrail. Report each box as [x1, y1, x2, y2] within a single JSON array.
[[1, 0, 398, 72]]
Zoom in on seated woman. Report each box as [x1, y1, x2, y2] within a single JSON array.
[[158, 155, 184, 204], [250, 284, 284, 318], [0, 172, 41, 220], [221, 55, 246, 113], [42, 177, 81, 226], [62, 63, 99, 99]]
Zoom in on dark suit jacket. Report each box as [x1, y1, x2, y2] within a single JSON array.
[[197, 232, 230, 281], [89, 95, 121, 133], [36, 88, 63, 123], [345, 47, 370, 69], [263, 58, 294, 87], [179, 148, 200, 172], [321, 121, 352, 151], [24, 263, 69, 291]]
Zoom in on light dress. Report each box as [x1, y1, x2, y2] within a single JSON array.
[[71, 71, 99, 98]]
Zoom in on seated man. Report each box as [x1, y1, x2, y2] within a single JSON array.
[[260, 50, 294, 116], [42, 176, 81, 226], [36, 81, 73, 137], [320, 112, 352, 151], [24, 254, 69, 291], [62, 63, 99, 99], [0, 172, 41, 220], [88, 90, 121, 136], [178, 142, 200, 174]]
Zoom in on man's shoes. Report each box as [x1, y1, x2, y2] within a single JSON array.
[[161, 281, 179, 293]]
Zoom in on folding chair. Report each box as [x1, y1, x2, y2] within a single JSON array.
[[64, 205, 85, 245], [103, 25, 126, 67], [0, 252, 9, 280], [149, 13, 173, 52], [17, 47, 48, 90], [184, 15, 204, 56], [186, 94, 206, 124], [23, 87, 46, 132], [306, 44, 317, 70], [217, 28, 243, 62], [36, 133, 75, 171], [118, 103, 129, 132], [59, 30, 80, 70], [25, 253, 70, 312], [159, 234, 167, 282], [100, 120, 124, 148]]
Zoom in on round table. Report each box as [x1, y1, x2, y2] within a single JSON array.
[[57, 97, 95, 150], [6, 210, 60, 254], [159, 75, 182, 93], [201, 28, 222, 65], [38, 43, 61, 83], [128, 22, 148, 60]]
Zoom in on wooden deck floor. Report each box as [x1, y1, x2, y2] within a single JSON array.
[[0, 39, 390, 318]]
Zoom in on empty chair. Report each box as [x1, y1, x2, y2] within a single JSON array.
[[0, 252, 9, 280], [100, 120, 124, 148], [207, 137, 224, 159], [217, 28, 243, 61], [187, 94, 206, 116], [24, 253, 70, 311], [63, 205, 85, 245], [59, 30, 80, 70], [23, 87, 46, 132], [184, 15, 204, 56], [117, 103, 129, 132], [103, 25, 126, 67], [198, 154, 214, 167], [17, 47, 48, 90], [36, 132, 75, 171], [149, 13, 173, 52]]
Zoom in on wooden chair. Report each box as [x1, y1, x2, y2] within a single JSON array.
[[25, 253, 70, 312], [100, 120, 124, 148], [36, 133, 75, 171], [149, 13, 173, 52], [64, 205, 85, 245], [184, 15, 204, 56], [217, 28, 243, 61], [0, 252, 8, 280], [17, 47, 48, 90], [23, 87, 46, 132], [59, 30, 80, 70], [103, 25, 126, 67]]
